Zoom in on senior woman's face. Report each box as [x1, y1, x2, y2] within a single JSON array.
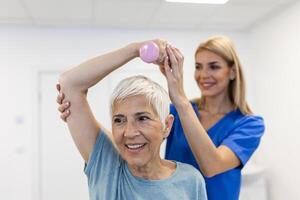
[[111, 95, 164, 168]]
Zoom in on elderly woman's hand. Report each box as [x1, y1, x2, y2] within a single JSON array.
[[152, 39, 168, 64], [56, 84, 71, 122]]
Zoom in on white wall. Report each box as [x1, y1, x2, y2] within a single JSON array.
[[0, 26, 251, 199], [248, 1, 300, 200], [2, 2, 297, 196]]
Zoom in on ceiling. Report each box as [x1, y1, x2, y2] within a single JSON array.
[[0, 0, 297, 31]]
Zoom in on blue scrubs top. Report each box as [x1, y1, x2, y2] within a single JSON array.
[[165, 102, 265, 200]]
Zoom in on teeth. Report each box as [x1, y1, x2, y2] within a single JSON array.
[[203, 83, 214, 87], [126, 144, 144, 149]]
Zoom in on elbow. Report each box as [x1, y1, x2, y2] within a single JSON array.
[[202, 172, 218, 178], [201, 169, 218, 178], [59, 72, 80, 91], [200, 163, 222, 178], [59, 72, 67, 88], [59, 72, 88, 95], [59, 71, 71, 89]]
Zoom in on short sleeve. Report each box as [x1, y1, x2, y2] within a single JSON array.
[[84, 131, 121, 178], [221, 115, 265, 167]]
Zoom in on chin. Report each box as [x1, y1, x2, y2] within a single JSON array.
[[126, 157, 148, 167], [201, 91, 217, 97]]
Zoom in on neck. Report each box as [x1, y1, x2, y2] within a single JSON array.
[[202, 92, 234, 115], [128, 158, 175, 180]]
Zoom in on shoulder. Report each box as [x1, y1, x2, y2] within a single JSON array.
[[221, 111, 265, 146], [95, 131, 112, 148], [233, 110, 265, 130], [176, 162, 205, 182], [240, 110, 264, 123], [86, 131, 120, 170]]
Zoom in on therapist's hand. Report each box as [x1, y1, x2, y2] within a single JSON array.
[[56, 84, 71, 122], [162, 45, 189, 106]]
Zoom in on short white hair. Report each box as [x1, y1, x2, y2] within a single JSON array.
[[110, 75, 170, 127]]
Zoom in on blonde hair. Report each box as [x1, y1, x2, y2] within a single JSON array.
[[194, 35, 252, 115], [110, 75, 170, 128]]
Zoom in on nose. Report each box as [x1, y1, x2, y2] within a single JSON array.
[[197, 67, 210, 79], [124, 120, 140, 138]]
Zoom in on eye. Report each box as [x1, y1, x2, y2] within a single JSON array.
[[210, 64, 220, 70], [138, 116, 150, 122], [195, 64, 202, 70], [113, 117, 125, 124]]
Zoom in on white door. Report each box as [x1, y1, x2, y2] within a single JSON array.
[[40, 72, 89, 200]]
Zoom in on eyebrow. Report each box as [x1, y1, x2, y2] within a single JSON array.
[[113, 112, 151, 118], [112, 114, 125, 118], [195, 61, 219, 65], [208, 61, 219, 65], [135, 112, 151, 116]]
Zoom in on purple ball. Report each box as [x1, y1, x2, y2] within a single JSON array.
[[139, 41, 159, 63]]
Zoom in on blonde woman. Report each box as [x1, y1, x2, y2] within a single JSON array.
[[162, 36, 265, 200]]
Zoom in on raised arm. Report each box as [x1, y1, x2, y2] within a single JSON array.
[[58, 40, 168, 163], [59, 42, 141, 162]]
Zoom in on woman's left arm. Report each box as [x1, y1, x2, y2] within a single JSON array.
[[163, 45, 240, 177]]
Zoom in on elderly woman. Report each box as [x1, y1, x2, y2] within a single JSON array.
[[58, 41, 207, 200]]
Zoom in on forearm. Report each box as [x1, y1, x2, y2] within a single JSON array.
[[59, 42, 140, 92], [174, 100, 221, 177]]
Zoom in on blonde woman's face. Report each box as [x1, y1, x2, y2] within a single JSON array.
[[194, 50, 235, 98]]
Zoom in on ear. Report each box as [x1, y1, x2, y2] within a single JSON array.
[[229, 64, 236, 80], [163, 114, 174, 139]]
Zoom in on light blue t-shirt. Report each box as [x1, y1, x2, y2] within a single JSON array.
[[84, 131, 207, 200]]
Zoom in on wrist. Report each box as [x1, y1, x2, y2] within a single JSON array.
[[125, 42, 141, 59], [173, 97, 190, 111]]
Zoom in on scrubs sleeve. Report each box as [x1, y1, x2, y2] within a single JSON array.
[[221, 115, 265, 167]]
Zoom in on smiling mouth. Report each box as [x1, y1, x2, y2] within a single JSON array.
[[125, 143, 146, 150], [201, 82, 215, 89]]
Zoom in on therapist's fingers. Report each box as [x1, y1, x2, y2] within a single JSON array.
[[166, 45, 180, 77], [171, 47, 184, 74], [164, 56, 171, 76]]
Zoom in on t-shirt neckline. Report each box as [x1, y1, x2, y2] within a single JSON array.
[[124, 160, 180, 186]]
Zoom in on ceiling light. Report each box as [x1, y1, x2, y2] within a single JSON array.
[[165, 0, 229, 4]]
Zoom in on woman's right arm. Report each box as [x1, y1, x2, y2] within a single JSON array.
[[59, 42, 141, 163]]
